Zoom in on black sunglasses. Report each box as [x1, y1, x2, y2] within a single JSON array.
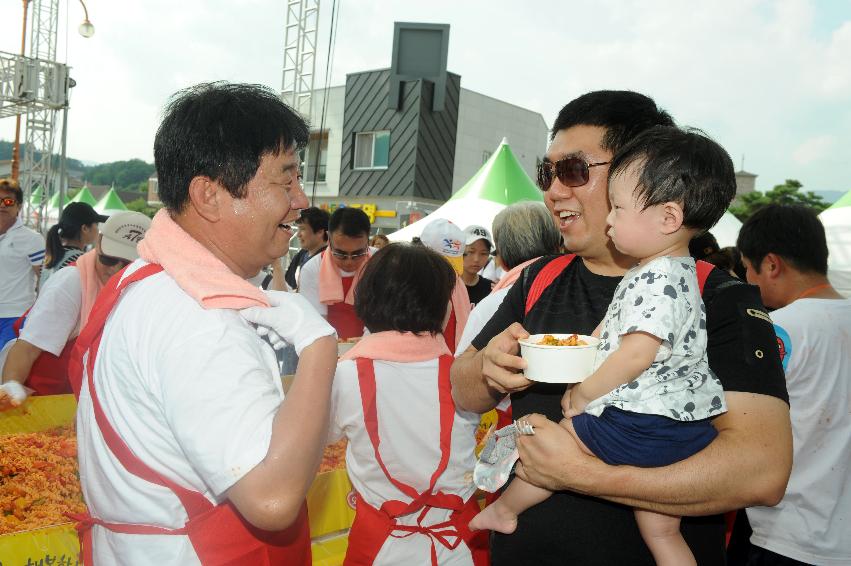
[[329, 247, 369, 261], [536, 156, 610, 191], [98, 254, 130, 268]]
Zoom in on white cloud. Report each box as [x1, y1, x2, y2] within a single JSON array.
[[0, 0, 849, 191], [793, 135, 834, 165]]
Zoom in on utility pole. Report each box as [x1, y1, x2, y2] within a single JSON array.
[[10, 0, 31, 183]]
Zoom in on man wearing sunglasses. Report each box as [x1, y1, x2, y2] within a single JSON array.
[[0, 211, 151, 409], [451, 90, 792, 565], [298, 206, 373, 339], [0, 178, 46, 351]]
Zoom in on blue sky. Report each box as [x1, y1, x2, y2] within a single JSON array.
[[1, 0, 849, 194]]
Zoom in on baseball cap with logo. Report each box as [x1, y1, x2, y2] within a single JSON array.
[[100, 211, 152, 261], [420, 218, 465, 275], [464, 224, 494, 248]]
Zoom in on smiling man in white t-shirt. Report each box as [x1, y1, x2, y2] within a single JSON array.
[[0, 178, 45, 349], [73, 83, 337, 565]]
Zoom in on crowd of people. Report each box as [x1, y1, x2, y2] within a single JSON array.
[[0, 81, 847, 566]]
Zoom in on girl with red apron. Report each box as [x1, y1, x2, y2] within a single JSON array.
[[69, 264, 311, 565], [333, 335, 488, 565]]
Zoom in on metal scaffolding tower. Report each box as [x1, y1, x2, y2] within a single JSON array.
[[0, 0, 70, 230], [281, 0, 320, 118], [24, 0, 64, 228]]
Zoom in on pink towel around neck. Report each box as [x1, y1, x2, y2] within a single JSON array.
[[448, 276, 471, 350], [491, 257, 541, 292], [137, 209, 270, 309], [340, 330, 450, 362], [317, 248, 370, 306], [75, 250, 105, 328]]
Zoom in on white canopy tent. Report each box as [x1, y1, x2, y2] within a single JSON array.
[[711, 212, 743, 248], [389, 139, 543, 242], [821, 191, 851, 298]]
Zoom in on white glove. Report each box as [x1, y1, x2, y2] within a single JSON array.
[[0, 381, 30, 410], [240, 290, 336, 356]]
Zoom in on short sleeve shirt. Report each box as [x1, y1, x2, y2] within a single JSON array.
[[585, 257, 726, 421], [471, 254, 787, 566], [20, 265, 83, 355], [0, 219, 45, 317]]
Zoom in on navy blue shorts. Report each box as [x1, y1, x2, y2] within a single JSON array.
[[571, 406, 717, 467]]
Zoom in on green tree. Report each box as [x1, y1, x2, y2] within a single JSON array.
[[125, 197, 160, 219], [730, 179, 828, 221]]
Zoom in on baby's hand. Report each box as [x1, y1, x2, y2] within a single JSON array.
[[562, 385, 590, 418]]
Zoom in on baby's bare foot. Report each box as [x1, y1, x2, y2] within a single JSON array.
[[469, 501, 518, 535]]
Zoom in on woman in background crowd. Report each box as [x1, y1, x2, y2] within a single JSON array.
[[41, 202, 106, 289]]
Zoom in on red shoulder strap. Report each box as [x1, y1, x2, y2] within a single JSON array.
[[695, 260, 715, 295], [524, 254, 576, 315], [355, 355, 456, 517], [77, 264, 215, 519]]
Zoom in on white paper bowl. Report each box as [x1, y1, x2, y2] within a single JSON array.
[[519, 334, 600, 383]]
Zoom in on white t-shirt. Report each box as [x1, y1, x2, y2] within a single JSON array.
[[747, 298, 851, 565], [19, 265, 83, 355], [585, 256, 726, 421], [329, 358, 479, 566], [0, 219, 45, 317], [456, 287, 510, 355], [76, 261, 284, 565], [40, 246, 84, 290], [479, 259, 504, 284]]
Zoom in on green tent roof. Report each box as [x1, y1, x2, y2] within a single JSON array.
[[451, 139, 543, 205], [828, 190, 851, 209], [95, 186, 128, 212], [29, 186, 43, 206], [70, 186, 97, 206], [47, 191, 61, 209]]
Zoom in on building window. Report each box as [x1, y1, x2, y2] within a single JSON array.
[[354, 131, 390, 170], [300, 131, 328, 183]]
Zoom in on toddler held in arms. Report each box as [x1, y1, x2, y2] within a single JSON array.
[[470, 126, 737, 566]]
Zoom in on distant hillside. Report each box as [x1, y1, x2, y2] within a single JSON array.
[[0, 140, 154, 192]]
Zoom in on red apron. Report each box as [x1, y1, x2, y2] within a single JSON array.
[[69, 263, 311, 566], [343, 356, 488, 566], [11, 313, 75, 396], [325, 276, 365, 340], [442, 307, 457, 355]]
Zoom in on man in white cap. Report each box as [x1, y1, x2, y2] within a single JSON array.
[[0, 211, 152, 408], [419, 218, 471, 352]]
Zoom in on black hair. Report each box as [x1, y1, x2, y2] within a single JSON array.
[[355, 243, 456, 335], [721, 246, 747, 280], [44, 203, 102, 269], [737, 204, 828, 275], [608, 126, 736, 231], [45, 222, 85, 269], [296, 206, 330, 241], [689, 231, 720, 260], [328, 207, 370, 238], [551, 90, 675, 152], [0, 178, 23, 204], [154, 82, 309, 212]]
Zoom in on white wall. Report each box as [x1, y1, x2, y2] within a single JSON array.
[[302, 86, 346, 198], [453, 89, 549, 193]]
